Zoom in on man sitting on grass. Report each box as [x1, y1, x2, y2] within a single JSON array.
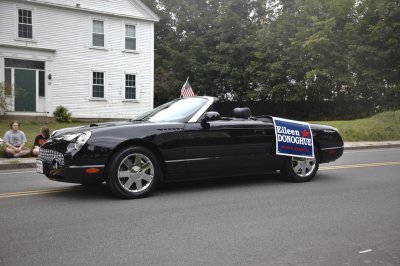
[[3, 121, 31, 158]]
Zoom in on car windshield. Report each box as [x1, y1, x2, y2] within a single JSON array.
[[133, 97, 208, 122]]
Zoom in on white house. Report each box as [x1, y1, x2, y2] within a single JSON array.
[[0, 0, 159, 119]]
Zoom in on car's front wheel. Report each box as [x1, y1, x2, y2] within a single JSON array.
[[106, 146, 161, 199], [281, 147, 319, 182]]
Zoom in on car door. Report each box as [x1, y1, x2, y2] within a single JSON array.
[[183, 119, 278, 178]]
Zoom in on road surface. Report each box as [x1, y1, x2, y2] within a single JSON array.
[[1, 148, 399, 266]]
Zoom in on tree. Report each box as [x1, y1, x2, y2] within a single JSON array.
[[143, 0, 266, 104], [347, 0, 400, 107], [143, 0, 400, 110], [0, 82, 12, 115]]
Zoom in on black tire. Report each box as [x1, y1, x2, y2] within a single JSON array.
[[106, 146, 162, 199], [281, 146, 320, 182]]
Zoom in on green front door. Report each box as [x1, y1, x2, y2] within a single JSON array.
[[15, 69, 36, 112]]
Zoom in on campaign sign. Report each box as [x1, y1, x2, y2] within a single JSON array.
[[272, 117, 314, 159]]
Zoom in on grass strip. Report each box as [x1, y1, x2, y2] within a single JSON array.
[[0, 110, 399, 157], [310, 110, 400, 141]]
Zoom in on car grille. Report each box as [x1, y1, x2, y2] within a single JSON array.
[[38, 148, 65, 167]]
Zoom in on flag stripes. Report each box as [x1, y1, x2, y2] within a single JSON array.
[[180, 79, 196, 97]]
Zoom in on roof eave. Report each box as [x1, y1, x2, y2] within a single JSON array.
[[129, 0, 160, 22], [16, 0, 159, 22]]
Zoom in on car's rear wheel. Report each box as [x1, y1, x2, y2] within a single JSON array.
[[281, 147, 319, 182], [106, 146, 161, 199]]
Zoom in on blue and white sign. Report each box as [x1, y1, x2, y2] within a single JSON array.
[[272, 117, 314, 159]]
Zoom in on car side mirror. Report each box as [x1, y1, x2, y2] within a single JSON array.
[[201, 111, 221, 128]]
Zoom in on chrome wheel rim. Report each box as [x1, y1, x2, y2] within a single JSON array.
[[291, 156, 316, 178], [117, 153, 154, 193]]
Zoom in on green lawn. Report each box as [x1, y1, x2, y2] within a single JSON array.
[[310, 110, 400, 141], [0, 110, 399, 156], [0, 121, 88, 154]]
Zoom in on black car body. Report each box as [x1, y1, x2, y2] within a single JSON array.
[[37, 96, 343, 198]]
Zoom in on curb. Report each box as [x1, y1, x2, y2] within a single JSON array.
[[344, 144, 400, 150], [0, 162, 36, 170]]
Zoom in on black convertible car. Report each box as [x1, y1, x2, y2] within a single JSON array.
[[37, 96, 343, 199]]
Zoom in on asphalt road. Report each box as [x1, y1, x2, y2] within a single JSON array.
[[0, 148, 399, 266]]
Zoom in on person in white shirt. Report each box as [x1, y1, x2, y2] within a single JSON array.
[[3, 121, 31, 158]]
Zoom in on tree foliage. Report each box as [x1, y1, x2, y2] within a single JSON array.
[[142, 0, 400, 107], [0, 82, 12, 115]]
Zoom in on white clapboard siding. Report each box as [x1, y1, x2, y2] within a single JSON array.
[[0, 0, 157, 119], [37, 0, 154, 18]]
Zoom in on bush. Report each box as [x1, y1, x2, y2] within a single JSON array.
[[53, 105, 72, 123], [0, 82, 12, 116]]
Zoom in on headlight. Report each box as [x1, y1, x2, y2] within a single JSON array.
[[63, 133, 82, 141], [66, 131, 92, 153], [75, 132, 91, 150]]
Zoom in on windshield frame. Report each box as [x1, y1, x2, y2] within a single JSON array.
[[133, 96, 216, 123]]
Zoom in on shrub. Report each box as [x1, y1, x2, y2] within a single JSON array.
[[53, 105, 72, 123], [0, 82, 12, 116]]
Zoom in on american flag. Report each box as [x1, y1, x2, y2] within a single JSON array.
[[180, 78, 196, 97]]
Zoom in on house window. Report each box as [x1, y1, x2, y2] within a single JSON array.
[[92, 72, 104, 98], [18, 9, 33, 39], [125, 74, 136, 99], [125, 24, 136, 51], [39, 71, 45, 97], [5, 58, 44, 69], [92, 20, 104, 47]]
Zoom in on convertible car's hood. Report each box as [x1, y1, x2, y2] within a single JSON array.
[[51, 121, 143, 137]]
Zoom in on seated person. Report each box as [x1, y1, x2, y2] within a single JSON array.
[[3, 121, 31, 158], [32, 127, 50, 156]]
